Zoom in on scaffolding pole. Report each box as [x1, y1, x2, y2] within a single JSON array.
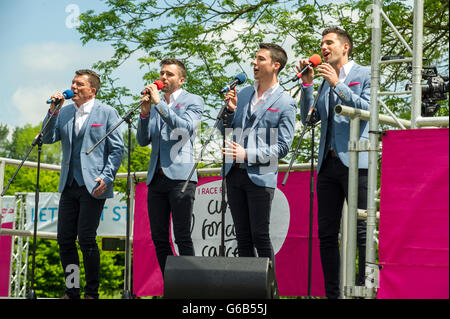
[[411, 0, 424, 128]]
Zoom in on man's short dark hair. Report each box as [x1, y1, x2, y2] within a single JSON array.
[[259, 43, 288, 74], [160, 58, 187, 78], [75, 69, 101, 95], [322, 26, 354, 57]]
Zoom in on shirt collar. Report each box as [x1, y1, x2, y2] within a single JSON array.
[[165, 88, 183, 105], [253, 80, 280, 99], [75, 98, 95, 115], [339, 60, 355, 81]]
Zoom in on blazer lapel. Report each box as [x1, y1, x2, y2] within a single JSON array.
[[83, 101, 99, 142], [250, 86, 283, 131], [173, 90, 188, 109], [344, 63, 358, 86], [240, 88, 254, 130], [66, 105, 76, 145], [325, 84, 331, 118]]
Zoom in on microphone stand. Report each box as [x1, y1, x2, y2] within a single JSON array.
[[86, 101, 143, 299], [1, 103, 64, 299], [182, 100, 230, 257], [282, 80, 325, 298]]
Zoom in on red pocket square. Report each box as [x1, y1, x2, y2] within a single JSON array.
[[348, 82, 360, 87], [174, 105, 184, 108], [267, 108, 279, 112], [91, 124, 103, 127]]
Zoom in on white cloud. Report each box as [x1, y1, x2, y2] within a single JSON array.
[[11, 84, 60, 125], [19, 42, 81, 71]]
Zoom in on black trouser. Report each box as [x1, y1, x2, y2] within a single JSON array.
[[226, 167, 276, 271], [317, 154, 367, 299], [57, 181, 105, 299], [147, 173, 196, 276]]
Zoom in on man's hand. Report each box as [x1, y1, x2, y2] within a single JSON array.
[[222, 140, 247, 162], [140, 94, 152, 117], [225, 88, 237, 112], [92, 177, 107, 197], [49, 92, 65, 113], [140, 83, 161, 116], [316, 63, 339, 88], [297, 59, 315, 84]]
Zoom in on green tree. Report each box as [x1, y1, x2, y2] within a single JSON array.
[[31, 238, 124, 298], [4, 123, 63, 165], [77, 0, 448, 165], [0, 124, 9, 157]]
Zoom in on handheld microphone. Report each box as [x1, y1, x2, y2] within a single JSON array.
[[141, 80, 164, 95], [219, 73, 247, 94], [46, 90, 74, 104], [291, 54, 322, 82]]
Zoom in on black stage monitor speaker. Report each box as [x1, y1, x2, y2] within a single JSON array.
[[164, 256, 279, 299]]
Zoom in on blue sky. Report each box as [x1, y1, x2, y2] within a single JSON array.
[[0, 0, 145, 131]]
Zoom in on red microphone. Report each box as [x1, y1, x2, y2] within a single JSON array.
[[141, 80, 164, 95], [291, 54, 322, 82]]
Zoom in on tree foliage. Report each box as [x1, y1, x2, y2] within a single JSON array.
[[77, 0, 449, 164]]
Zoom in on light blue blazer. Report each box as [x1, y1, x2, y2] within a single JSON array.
[[220, 85, 297, 189], [300, 62, 371, 173], [41, 100, 124, 199], [136, 90, 204, 185]]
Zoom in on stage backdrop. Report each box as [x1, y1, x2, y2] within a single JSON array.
[[378, 128, 449, 299], [133, 171, 325, 297]]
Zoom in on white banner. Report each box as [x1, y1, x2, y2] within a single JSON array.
[[25, 192, 127, 236]]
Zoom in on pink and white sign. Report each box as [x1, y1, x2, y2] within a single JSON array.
[[133, 171, 325, 297], [378, 128, 449, 299]]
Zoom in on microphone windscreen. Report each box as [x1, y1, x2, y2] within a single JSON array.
[[309, 54, 322, 67], [63, 90, 74, 99], [234, 73, 247, 85], [154, 80, 164, 90]]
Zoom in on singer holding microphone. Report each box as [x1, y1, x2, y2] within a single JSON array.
[[136, 58, 204, 276], [41, 69, 124, 299], [297, 27, 370, 299], [220, 43, 296, 273]]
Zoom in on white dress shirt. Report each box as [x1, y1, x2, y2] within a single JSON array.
[[164, 88, 183, 108], [250, 81, 280, 114], [338, 60, 355, 84], [74, 98, 95, 135]]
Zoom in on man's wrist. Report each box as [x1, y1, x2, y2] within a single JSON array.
[[49, 108, 59, 116]]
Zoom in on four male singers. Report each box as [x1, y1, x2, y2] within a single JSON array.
[[33, 25, 370, 299]]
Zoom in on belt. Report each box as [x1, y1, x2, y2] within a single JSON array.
[[329, 149, 338, 158]]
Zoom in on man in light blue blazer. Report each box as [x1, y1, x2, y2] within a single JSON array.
[[298, 27, 370, 298], [42, 69, 124, 299], [136, 58, 204, 275], [221, 43, 297, 272]]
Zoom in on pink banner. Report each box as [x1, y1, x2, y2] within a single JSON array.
[[0, 223, 13, 297], [133, 171, 325, 297], [378, 128, 449, 299]]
